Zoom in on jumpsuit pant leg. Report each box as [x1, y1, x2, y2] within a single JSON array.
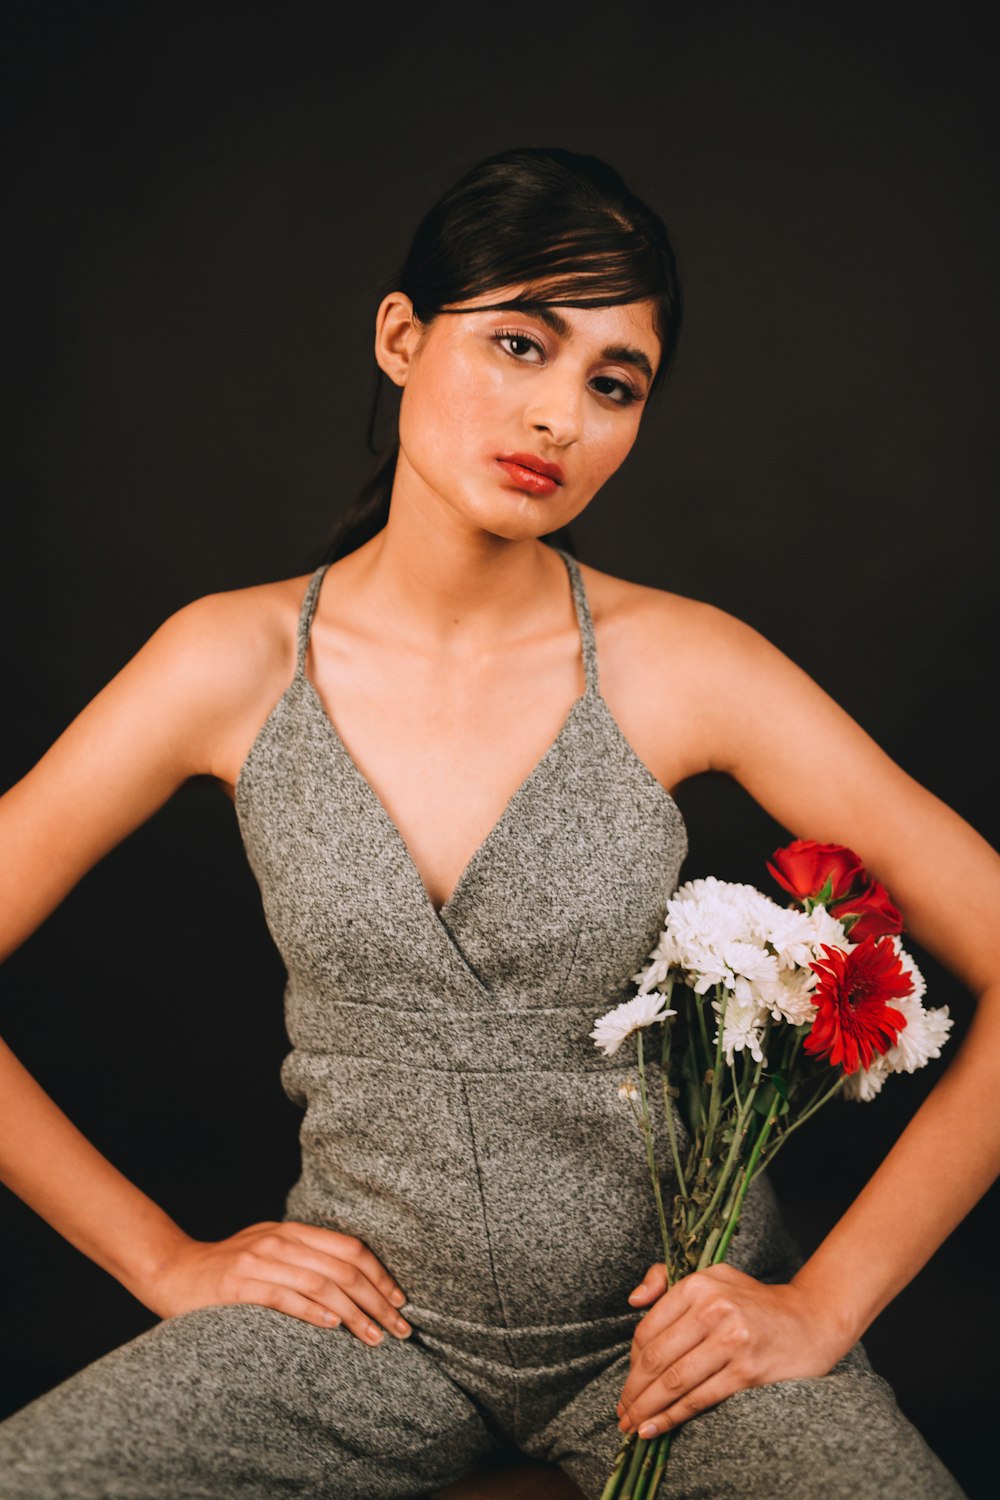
[[520, 1337, 969, 1500], [0, 1302, 500, 1500]]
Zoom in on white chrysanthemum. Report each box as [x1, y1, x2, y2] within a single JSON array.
[[664, 878, 761, 962], [889, 936, 927, 1004], [710, 991, 770, 1066], [805, 904, 854, 953], [631, 879, 859, 1043], [767, 968, 820, 1026], [763, 905, 822, 971], [651, 879, 781, 992], [882, 996, 953, 1073], [590, 992, 677, 1057], [767, 903, 851, 970], [711, 942, 779, 1012], [843, 1056, 891, 1102], [723, 940, 780, 985], [632, 957, 671, 995]]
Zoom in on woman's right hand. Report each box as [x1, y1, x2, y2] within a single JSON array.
[[147, 1220, 413, 1345]]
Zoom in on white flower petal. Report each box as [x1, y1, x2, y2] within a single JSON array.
[[882, 997, 953, 1073], [843, 1056, 890, 1102], [590, 991, 676, 1057]]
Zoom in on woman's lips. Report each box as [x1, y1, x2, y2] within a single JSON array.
[[495, 458, 562, 497]]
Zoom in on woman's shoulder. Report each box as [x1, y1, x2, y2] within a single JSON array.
[[574, 556, 760, 673], [152, 569, 320, 796], [159, 569, 315, 690]]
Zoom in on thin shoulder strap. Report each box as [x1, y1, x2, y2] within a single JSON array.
[[294, 563, 331, 678], [554, 547, 599, 696], [293, 553, 598, 692]]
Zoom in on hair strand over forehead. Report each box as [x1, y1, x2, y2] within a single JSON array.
[[397, 148, 682, 391]]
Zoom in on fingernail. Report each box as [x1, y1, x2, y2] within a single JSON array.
[[394, 1318, 411, 1337], [628, 1284, 647, 1301], [638, 1422, 657, 1439], [389, 1289, 406, 1307], [366, 1326, 384, 1344]]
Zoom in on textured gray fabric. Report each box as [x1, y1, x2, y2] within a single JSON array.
[[0, 549, 966, 1498]]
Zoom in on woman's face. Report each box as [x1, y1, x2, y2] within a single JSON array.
[[375, 284, 662, 541]]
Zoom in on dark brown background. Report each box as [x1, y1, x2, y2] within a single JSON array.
[[1, 2, 996, 1495]]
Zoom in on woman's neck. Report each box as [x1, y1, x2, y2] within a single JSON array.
[[342, 490, 568, 659]]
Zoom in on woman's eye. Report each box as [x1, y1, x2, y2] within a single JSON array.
[[592, 375, 640, 406], [493, 328, 641, 407], [494, 328, 544, 362]]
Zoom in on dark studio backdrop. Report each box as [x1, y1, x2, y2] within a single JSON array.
[[1, 2, 997, 1495]]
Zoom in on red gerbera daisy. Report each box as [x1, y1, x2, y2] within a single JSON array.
[[804, 934, 911, 1074]]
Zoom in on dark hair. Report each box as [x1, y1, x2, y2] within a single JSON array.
[[314, 145, 682, 566]]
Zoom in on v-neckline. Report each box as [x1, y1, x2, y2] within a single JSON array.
[[294, 547, 598, 931], [299, 673, 591, 928]]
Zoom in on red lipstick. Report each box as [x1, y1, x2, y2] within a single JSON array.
[[495, 452, 565, 497]]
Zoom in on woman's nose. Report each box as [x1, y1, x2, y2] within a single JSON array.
[[523, 371, 583, 447]]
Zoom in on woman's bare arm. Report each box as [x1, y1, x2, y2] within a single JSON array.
[[0, 589, 412, 1344], [617, 594, 1000, 1439], [0, 594, 245, 1290]]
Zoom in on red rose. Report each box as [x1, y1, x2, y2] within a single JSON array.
[[829, 878, 903, 941], [803, 934, 911, 1074], [767, 839, 865, 907]]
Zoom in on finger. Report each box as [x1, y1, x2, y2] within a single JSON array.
[[627, 1262, 668, 1305], [632, 1366, 745, 1438], [620, 1340, 729, 1434], [280, 1224, 408, 1308], [628, 1282, 697, 1363], [250, 1272, 398, 1356], [249, 1255, 412, 1344], [630, 1270, 746, 1362], [619, 1309, 704, 1413], [253, 1238, 412, 1339], [623, 1283, 750, 1405], [236, 1280, 346, 1331]]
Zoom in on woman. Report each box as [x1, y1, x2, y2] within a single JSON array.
[[0, 146, 990, 1499]]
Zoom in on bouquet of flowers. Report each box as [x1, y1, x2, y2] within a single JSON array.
[[594, 839, 953, 1500]]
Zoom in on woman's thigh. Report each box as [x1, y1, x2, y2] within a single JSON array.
[[0, 1301, 497, 1500], [525, 1340, 968, 1500]]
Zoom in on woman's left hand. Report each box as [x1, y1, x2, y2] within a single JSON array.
[[615, 1262, 850, 1440]]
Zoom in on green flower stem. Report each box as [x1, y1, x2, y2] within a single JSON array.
[[635, 1436, 657, 1497], [659, 976, 677, 1063], [599, 1432, 634, 1500], [646, 1432, 673, 1499], [694, 983, 712, 1074], [620, 1431, 651, 1498], [659, 983, 689, 1202], [661, 1068, 689, 1203], [636, 1032, 671, 1267], [698, 983, 728, 1175], [686, 1052, 763, 1243], [678, 988, 707, 1136], [728, 1057, 744, 1113], [712, 1092, 781, 1263]]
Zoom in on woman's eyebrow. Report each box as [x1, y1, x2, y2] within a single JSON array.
[[489, 302, 654, 384]]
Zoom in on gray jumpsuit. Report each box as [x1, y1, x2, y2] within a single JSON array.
[[0, 549, 965, 1498]]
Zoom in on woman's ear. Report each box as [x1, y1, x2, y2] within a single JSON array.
[[374, 291, 424, 388]]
